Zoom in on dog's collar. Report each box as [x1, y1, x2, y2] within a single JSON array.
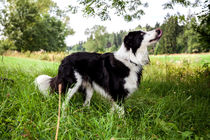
[[125, 59, 140, 67], [114, 54, 141, 67], [129, 60, 138, 66], [129, 57, 151, 66]]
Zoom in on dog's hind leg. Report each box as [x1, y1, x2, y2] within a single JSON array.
[[83, 85, 93, 107], [62, 72, 82, 114]]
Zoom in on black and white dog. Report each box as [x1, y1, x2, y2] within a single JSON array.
[[35, 29, 162, 114]]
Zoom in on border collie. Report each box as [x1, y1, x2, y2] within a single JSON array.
[[35, 29, 162, 115]]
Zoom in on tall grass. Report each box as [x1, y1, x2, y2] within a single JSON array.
[[0, 55, 209, 139], [4, 50, 68, 62]]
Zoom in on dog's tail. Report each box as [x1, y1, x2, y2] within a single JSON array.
[[35, 74, 64, 96], [34, 75, 53, 96]]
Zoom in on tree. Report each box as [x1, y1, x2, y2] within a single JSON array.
[[84, 25, 107, 52], [0, 39, 15, 62], [0, 0, 40, 51], [69, 41, 85, 52], [163, 0, 200, 9], [163, 0, 209, 52], [83, 25, 127, 53], [22, 15, 71, 51], [195, 0, 210, 52], [0, 0, 73, 52], [154, 22, 160, 29], [69, 0, 148, 21], [68, 0, 202, 21], [155, 15, 182, 54], [145, 24, 153, 31], [177, 16, 201, 53]]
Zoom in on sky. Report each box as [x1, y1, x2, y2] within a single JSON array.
[[52, 0, 203, 46]]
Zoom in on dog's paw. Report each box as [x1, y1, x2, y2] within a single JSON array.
[[110, 104, 125, 118], [83, 102, 90, 107]]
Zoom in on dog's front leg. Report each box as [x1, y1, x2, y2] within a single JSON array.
[[62, 83, 81, 117]]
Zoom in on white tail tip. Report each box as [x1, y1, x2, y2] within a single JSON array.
[[34, 75, 52, 96]]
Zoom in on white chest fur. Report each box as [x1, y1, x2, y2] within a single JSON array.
[[124, 69, 138, 94], [114, 51, 140, 96]]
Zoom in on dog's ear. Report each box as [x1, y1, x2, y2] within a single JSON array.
[[124, 32, 135, 47], [125, 32, 134, 41]]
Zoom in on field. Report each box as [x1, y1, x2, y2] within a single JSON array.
[[0, 54, 209, 139]]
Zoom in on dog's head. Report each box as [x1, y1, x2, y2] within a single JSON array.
[[123, 29, 162, 65]]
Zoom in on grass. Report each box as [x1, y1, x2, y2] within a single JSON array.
[[0, 54, 210, 139]]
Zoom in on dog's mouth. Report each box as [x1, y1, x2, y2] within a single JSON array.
[[149, 29, 163, 42]]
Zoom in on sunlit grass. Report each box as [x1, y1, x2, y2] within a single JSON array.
[[0, 55, 209, 139]]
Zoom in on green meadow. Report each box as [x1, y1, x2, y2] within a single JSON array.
[[0, 54, 209, 139]]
